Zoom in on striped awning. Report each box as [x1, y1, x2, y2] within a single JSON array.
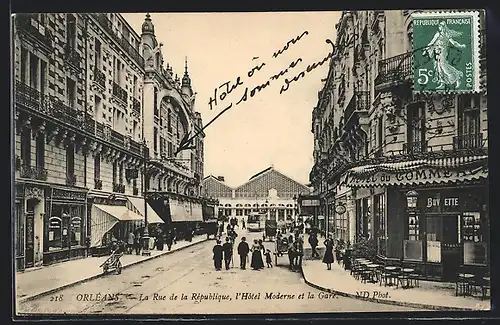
[[342, 155, 488, 188]]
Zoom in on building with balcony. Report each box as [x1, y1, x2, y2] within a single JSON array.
[[309, 10, 488, 281], [13, 13, 205, 270], [202, 167, 310, 225]]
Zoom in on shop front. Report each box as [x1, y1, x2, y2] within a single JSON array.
[[43, 186, 89, 265], [87, 192, 145, 256], [15, 183, 47, 270], [342, 155, 489, 281]]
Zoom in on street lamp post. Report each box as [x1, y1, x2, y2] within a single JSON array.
[[142, 140, 150, 256]]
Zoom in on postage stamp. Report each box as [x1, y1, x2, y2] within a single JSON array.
[[412, 11, 480, 93]]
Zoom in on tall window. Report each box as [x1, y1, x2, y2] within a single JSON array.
[[377, 116, 383, 150], [355, 198, 371, 240], [404, 213, 422, 261], [20, 48, 28, 84], [153, 88, 158, 116], [29, 53, 38, 89], [373, 193, 387, 255], [457, 94, 481, 149], [153, 127, 158, 152], [35, 134, 45, 169], [133, 75, 138, 97], [66, 143, 75, 178], [119, 162, 123, 185], [66, 77, 76, 108], [94, 95, 101, 120], [20, 128, 31, 166], [94, 39, 101, 68], [40, 60, 47, 94], [167, 109, 172, 132], [407, 102, 426, 154], [66, 14, 76, 48], [167, 141, 173, 157], [112, 161, 117, 184], [94, 154, 100, 180]]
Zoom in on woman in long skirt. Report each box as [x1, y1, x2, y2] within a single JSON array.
[[322, 236, 335, 270], [250, 239, 264, 270]]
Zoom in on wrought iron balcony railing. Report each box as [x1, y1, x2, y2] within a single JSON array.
[[403, 141, 427, 155], [20, 165, 48, 181], [132, 97, 141, 115], [94, 178, 103, 190], [453, 133, 484, 150], [375, 52, 412, 86], [112, 81, 128, 104], [15, 80, 145, 156], [64, 44, 82, 69], [94, 68, 106, 88], [15, 14, 53, 50], [344, 91, 370, 127], [113, 183, 125, 193], [89, 13, 145, 68], [66, 174, 77, 186]]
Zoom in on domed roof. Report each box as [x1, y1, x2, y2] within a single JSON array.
[[141, 13, 155, 34]]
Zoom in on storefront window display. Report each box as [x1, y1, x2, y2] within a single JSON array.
[[462, 212, 488, 265], [355, 198, 371, 240], [45, 204, 84, 252]]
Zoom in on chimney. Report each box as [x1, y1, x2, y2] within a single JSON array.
[[217, 176, 225, 182]]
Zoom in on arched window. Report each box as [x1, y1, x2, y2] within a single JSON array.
[[167, 108, 172, 132]]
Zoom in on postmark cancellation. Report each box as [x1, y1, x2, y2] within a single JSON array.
[[412, 11, 481, 94]]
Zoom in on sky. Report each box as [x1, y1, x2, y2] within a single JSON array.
[[123, 12, 341, 187]]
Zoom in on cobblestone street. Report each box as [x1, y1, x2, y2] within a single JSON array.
[[17, 231, 423, 314]]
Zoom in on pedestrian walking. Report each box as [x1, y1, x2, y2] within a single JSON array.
[[288, 238, 296, 270], [308, 232, 320, 258], [172, 228, 177, 244], [265, 249, 273, 268], [250, 239, 264, 270], [242, 220, 246, 229], [166, 230, 173, 251], [134, 231, 141, 255], [127, 231, 135, 254], [322, 236, 335, 270], [237, 237, 250, 269], [156, 231, 165, 251], [222, 237, 233, 270], [212, 240, 223, 271], [293, 235, 304, 270]]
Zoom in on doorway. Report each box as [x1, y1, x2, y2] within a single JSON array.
[[25, 199, 37, 268], [441, 215, 460, 281]]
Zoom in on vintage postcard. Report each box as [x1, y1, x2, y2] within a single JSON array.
[[12, 9, 490, 317]]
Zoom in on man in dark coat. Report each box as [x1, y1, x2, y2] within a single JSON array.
[[222, 237, 233, 270], [308, 232, 320, 258], [166, 230, 174, 251], [212, 240, 223, 271], [237, 237, 250, 269]]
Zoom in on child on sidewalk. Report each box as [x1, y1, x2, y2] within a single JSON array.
[[265, 249, 273, 268]]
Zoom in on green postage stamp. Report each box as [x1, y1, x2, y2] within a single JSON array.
[[412, 11, 481, 93]]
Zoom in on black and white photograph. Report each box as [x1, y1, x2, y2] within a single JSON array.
[[11, 9, 490, 316]]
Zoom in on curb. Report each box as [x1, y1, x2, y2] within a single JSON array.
[[18, 238, 209, 304], [300, 265, 483, 312]]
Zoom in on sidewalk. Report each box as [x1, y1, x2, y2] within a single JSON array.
[[16, 235, 208, 303], [301, 254, 491, 311]]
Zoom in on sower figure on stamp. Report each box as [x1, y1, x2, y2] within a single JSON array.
[[222, 237, 233, 270], [212, 240, 223, 271], [237, 236, 250, 270], [422, 21, 467, 89]]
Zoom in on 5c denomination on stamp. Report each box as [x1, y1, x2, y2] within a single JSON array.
[[412, 11, 480, 93]]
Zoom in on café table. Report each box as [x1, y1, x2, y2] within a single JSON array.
[[456, 273, 474, 296]]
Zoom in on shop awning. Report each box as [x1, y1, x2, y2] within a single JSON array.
[[90, 204, 144, 247], [342, 156, 488, 188], [126, 197, 164, 224], [170, 199, 203, 222]]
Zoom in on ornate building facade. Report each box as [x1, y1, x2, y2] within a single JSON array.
[[13, 13, 205, 271], [310, 10, 488, 281], [202, 167, 310, 225]]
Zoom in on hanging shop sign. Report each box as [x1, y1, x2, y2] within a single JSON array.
[[346, 167, 488, 188], [335, 203, 347, 215]]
